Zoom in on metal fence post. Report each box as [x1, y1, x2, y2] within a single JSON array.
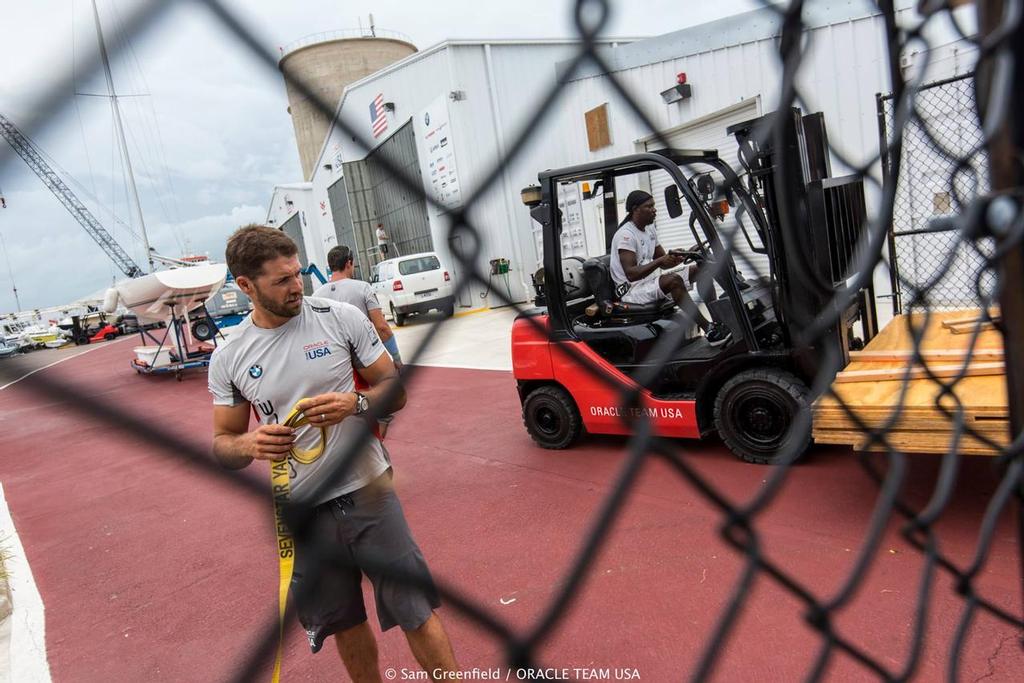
[[977, 0, 1024, 623], [876, 91, 902, 316]]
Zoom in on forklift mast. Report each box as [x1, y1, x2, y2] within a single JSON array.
[[727, 108, 877, 374]]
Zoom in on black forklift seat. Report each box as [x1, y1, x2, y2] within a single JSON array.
[[582, 254, 674, 320]]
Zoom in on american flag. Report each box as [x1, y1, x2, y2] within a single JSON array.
[[369, 93, 387, 138]]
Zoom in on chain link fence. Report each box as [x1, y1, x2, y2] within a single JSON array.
[[1, 0, 1022, 681], [879, 72, 998, 313]]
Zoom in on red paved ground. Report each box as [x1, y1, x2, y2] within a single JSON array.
[[0, 341, 1021, 681]]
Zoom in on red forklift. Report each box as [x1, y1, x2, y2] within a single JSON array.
[[512, 108, 877, 464]]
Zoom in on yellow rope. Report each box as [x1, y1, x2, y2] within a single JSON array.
[[270, 399, 328, 682]]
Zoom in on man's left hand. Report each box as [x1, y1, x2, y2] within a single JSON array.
[[296, 392, 358, 427]]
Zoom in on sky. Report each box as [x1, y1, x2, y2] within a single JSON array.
[[0, 0, 762, 313]]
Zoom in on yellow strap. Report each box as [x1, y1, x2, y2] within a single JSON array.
[[270, 399, 329, 682], [270, 457, 293, 683], [282, 403, 328, 464]]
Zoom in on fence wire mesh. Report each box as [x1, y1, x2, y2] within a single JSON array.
[[879, 72, 998, 313], [1, 0, 1022, 681]]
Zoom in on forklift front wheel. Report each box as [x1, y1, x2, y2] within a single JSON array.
[[523, 385, 582, 450], [714, 368, 811, 465]]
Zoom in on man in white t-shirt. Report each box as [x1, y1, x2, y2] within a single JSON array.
[[375, 224, 391, 258], [313, 245, 401, 369], [209, 225, 457, 679], [314, 244, 402, 438], [610, 190, 731, 347]]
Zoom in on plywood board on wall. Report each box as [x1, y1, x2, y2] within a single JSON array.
[[585, 103, 611, 152]]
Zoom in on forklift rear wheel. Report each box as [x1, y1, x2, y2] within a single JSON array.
[[391, 304, 407, 327], [523, 385, 582, 449], [714, 368, 811, 465], [104, 332, 116, 341]]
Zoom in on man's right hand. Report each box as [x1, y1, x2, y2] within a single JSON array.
[[659, 252, 685, 268], [241, 424, 296, 461]]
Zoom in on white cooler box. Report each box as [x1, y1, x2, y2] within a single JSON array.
[[133, 346, 173, 367]]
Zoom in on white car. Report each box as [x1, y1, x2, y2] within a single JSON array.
[[371, 252, 455, 326]]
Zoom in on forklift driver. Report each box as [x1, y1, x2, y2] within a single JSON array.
[[610, 190, 732, 348]]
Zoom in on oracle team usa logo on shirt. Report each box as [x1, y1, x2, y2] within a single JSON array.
[[303, 340, 332, 360]]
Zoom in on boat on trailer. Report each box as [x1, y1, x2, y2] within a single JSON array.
[[103, 264, 228, 378]]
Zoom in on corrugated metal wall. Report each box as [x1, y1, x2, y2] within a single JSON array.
[[279, 211, 313, 294], [342, 120, 432, 273], [448, 43, 595, 303], [326, 175, 359, 276]]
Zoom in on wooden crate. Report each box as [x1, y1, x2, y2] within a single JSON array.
[[812, 309, 1008, 456]]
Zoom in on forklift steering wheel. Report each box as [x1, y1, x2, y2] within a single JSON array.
[[686, 239, 714, 262]]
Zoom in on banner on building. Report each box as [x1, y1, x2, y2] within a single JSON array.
[[414, 95, 462, 211]]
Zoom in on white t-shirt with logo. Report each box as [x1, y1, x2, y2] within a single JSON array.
[[312, 278, 380, 317], [208, 297, 388, 505]]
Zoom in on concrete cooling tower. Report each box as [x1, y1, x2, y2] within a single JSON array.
[[279, 29, 416, 180]]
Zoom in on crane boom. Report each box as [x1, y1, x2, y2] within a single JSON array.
[[0, 113, 144, 277]]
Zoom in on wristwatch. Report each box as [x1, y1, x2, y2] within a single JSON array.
[[353, 391, 369, 415]]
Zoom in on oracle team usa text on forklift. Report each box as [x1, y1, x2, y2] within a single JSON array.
[[512, 108, 877, 464]]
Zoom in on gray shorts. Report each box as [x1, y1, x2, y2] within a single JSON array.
[[290, 471, 441, 653]]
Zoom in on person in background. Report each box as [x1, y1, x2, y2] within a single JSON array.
[[610, 190, 732, 347], [375, 224, 392, 259], [314, 245, 402, 437]]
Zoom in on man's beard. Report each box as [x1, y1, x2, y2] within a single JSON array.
[[252, 285, 302, 318]]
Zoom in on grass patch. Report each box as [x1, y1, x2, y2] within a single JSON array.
[[0, 537, 11, 584]]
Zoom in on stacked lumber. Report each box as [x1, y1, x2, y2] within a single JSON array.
[[812, 309, 1009, 456]]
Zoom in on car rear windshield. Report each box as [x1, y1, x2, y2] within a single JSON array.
[[398, 256, 441, 275]]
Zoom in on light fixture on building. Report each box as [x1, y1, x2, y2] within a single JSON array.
[[520, 184, 543, 207], [449, 90, 466, 101], [322, 163, 333, 171], [660, 72, 692, 104], [383, 101, 395, 112]]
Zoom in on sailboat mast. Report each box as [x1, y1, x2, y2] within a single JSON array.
[[90, 0, 154, 273]]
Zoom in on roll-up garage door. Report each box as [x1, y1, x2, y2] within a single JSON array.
[[644, 98, 767, 280]]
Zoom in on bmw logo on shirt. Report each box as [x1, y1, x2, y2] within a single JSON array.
[[249, 364, 263, 379]]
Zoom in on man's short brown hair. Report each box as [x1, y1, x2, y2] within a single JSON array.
[[225, 224, 298, 279], [327, 245, 353, 273]]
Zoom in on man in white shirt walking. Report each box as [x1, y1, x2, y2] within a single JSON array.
[[209, 225, 457, 681]]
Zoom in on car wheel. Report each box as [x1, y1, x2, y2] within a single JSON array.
[[191, 318, 216, 341], [714, 367, 812, 465], [523, 385, 582, 450], [444, 302, 455, 317], [391, 303, 406, 327]]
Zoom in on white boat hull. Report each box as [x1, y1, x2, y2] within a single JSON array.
[[106, 264, 228, 323]]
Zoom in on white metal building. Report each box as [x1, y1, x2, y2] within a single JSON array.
[[305, 38, 635, 308], [271, 0, 976, 312], [265, 182, 318, 290], [540, 0, 977, 302]]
